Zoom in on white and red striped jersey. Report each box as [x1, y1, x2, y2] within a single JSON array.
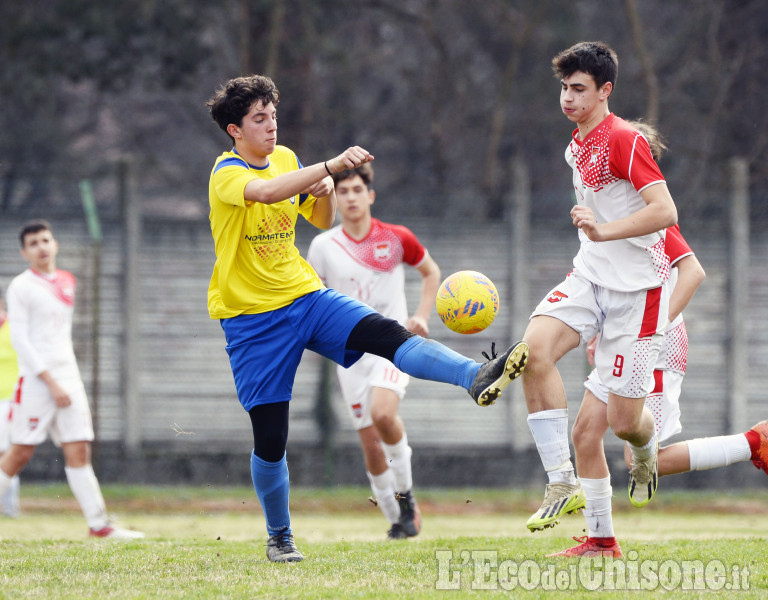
[[307, 218, 428, 323], [6, 269, 80, 380], [567, 114, 670, 292]]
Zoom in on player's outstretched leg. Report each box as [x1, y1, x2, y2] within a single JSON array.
[[469, 341, 529, 407], [547, 535, 623, 558], [526, 482, 586, 531], [749, 420, 768, 475], [628, 438, 659, 508]]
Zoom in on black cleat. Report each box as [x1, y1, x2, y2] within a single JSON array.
[[387, 523, 408, 539], [396, 490, 421, 537], [469, 341, 529, 406], [266, 528, 304, 563]]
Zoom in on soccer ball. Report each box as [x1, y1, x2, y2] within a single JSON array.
[[435, 271, 499, 334]]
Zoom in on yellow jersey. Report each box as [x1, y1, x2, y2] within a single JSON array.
[[207, 146, 324, 318], [0, 317, 18, 399]]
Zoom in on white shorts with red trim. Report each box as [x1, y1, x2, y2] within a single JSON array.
[[585, 368, 683, 443], [531, 270, 669, 398], [336, 353, 409, 431], [9, 375, 94, 446]]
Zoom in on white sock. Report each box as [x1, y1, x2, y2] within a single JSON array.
[[629, 429, 658, 461], [367, 470, 400, 524], [1, 474, 20, 517], [0, 468, 12, 497], [527, 409, 577, 485], [687, 435, 752, 471], [579, 476, 614, 538], [382, 433, 413, 493], [65, 465, 109, 530]]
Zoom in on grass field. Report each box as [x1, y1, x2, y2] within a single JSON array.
[[2, 484, 767, 599]]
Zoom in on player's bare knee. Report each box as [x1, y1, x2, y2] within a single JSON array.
[[6, 445, 35, 471], [572, 419, 600, 452], [371, 409, 396, 433]]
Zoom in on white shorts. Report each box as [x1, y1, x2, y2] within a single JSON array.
[[585, 368, 683, 443], [0, 399, 11, 452], [532, 270, 668, 398], [10, 375, 94, 446], [336, 354, 409, 430]]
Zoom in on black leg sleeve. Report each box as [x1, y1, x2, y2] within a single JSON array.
[[249, 401, 290, 462], [345, 313, 416, 363]]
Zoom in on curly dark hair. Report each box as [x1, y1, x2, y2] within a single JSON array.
[[552, 41, 618, 91], [206, 75, 280, 143]]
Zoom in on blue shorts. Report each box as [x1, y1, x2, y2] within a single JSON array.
[[220, 288, 377, 411]]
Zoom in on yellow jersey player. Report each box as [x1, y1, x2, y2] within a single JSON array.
[[206, 75, 529, 562]]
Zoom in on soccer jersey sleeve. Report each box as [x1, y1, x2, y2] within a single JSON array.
[[608, 124, 665, 192], [388, 224, 427, 267], [211, 158, 258, 208], [664, 225, 693, 267]]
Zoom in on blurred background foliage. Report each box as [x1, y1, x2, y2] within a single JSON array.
[[1, 0, 767, 226]]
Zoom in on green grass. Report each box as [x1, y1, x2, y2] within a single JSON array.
[[1, 485, 767, 599]]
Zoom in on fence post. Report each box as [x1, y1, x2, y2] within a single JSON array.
[[508, 155, 531, 451], [119, 158, 143, 454], [79, 180, 103, 462], [728, 157, 750, 434]]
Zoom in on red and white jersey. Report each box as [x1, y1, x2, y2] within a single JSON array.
[[6, 269, 80, 380], [568, 114, 670, 292], [307, 218, 428, 322], [657, 225, 693, 374]]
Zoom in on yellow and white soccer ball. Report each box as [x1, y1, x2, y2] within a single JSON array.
[[435, 270, 499, 334]]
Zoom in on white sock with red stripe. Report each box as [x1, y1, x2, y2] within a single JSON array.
[[579, 476, 614, 539], [528, 409, 577, 485], [687, 435, 752, 470], [65, 465, 109, 530]]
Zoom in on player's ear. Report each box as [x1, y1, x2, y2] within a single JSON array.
[[599, 81, 612, 100], [368, 189, 376, 206], [226, 123, 242, 139]]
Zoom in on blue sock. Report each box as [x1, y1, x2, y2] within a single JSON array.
[[393, 337, 481, 389], [250, 451, 291, 536]]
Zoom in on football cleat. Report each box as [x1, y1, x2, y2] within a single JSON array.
[[387, 523, 408, 540], [396, 490, 421, 537], [749, 420, 768, 475], [266, 528, 304, 563], [628, 440, 659, 508], [469, 341, 529, 407], [546, 536, 623, 558], [89, 525, 145, 539], [526, 482, 586, 531]]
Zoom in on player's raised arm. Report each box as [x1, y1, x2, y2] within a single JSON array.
[[244, 147, 374, 207]]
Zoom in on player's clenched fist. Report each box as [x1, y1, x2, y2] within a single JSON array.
[[571, 205, 603, 241], [327, 146, 374, 173]]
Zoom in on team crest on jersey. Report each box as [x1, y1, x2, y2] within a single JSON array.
[[28, 417, 39, 431], [290, 195, 296, 204], [547, 290, 568, 303], [590, 145, 599, 164], [374, 242, 391, 261], [352, 403, 363, 419]]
